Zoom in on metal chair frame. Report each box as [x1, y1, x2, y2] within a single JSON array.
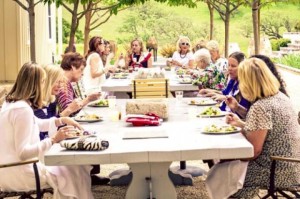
[[260, 156, 300, 199], [0, 158, 53, 199]]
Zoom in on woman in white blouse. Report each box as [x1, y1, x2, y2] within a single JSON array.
[[0, 62, 94, 199], [83, 36, 114, 93], [170, 36, 194, 69]]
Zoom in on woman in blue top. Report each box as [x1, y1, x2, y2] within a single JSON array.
[[200, 52, 251, 118], [34, 64, 64, 140]]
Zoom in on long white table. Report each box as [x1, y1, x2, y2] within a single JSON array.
[[101, 71, 199, 93], [44, 99, 253, 199]]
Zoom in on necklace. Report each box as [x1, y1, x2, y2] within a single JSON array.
[[180, 51, 187, 59]]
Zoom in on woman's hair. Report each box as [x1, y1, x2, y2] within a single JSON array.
[[194, 48, 211, 65], [250, 54, 288, 96], [229, 51, 246, 64], [6, 62, 46, 109], [85, 36, 103, 58], [130, 38, 145, 53], [238, 58, 280, 102], [109, 40, 117, 55], [192, 39, 206, 53], [206, 40, 220, 52], [61, 52, 86, 71], [42, 64, 64, 105], [176, 36, 191, 52]]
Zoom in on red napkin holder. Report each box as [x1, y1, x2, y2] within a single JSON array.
[[126, 113, 162, 126]]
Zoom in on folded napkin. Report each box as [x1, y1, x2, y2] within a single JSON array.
[[205, 160, 249, 199], [60, 136, 109, 151]]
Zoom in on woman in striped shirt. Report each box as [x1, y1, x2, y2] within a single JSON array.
[[56, 52, 101, 117]]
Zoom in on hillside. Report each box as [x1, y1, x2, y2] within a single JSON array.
[[62, 1, 300, 55]]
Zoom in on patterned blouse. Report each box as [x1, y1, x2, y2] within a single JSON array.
[[234, 92, 300, 198], [56, 79, 80, 117], [192, 63, 227, 91]]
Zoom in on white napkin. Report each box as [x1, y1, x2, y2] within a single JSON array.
[[205, 160, 249, 199]]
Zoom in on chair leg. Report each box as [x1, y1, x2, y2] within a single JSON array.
[[33, 162, 41, 199], [277, 190, 294, 199], [261, 191, 277, 199]]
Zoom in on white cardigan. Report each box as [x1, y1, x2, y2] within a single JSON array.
[[0, 100, 93, 199]]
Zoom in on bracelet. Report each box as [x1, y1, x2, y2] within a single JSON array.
[[58, 118, 64, 126]]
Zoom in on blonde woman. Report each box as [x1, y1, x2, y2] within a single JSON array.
[[170, 36, 194, 69], [126, 38, 152, 69], [34, 64, 64, 140], [214, 58, 300, 198], [0, 62, 94, 199]]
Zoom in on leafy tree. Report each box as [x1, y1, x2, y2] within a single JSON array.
[[116, 2, 213, 49], [61, 18, 84, 43], [206, 0, 244, 57], [83, 1, 127, 54], [261, 12, 295, 39], [12, 0, 43, 62]]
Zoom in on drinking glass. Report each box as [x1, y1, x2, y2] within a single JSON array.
[[108, 95, 116, 108], [175, 91, 183, 101]]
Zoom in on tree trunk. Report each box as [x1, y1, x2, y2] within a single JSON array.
[[207, 2, 214, 40], [252, 1, 260, 55], [224, 15, 230, 57], [84, 10, 92, 55], [28, 1, 36, 62], [67, 0, 79, 53], [257, 0, 261, 50]]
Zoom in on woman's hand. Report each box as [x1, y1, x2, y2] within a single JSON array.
[[87, 92, 101, 102], [225, 96, 238, 111], [62, 100, 82, 116], [225, 113, 244, 128], [60, 117, 83, 130], [51, 125, 77, 143], [211, 94, 226, 102], [199, 89, 210, 95]]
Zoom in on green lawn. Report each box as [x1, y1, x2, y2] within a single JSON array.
[[62, 1, 300, 55]]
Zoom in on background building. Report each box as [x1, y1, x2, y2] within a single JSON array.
[[0, 0, 56, 82]]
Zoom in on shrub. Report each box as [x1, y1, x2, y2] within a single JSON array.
[[270, 38, 291, 51], [294, 21, 300, 32], [160, 44, 176, 58], [277, 54, 300, 69]]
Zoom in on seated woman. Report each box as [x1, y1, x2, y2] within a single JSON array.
[[193, 48, 227, 91], [224, 58, 300, 198], [200, 52, 251, 118], [206, 40, 228, 73], [57, 52, 101, 117], [224, 54, 289, 119], [83, 36, 114, 94], [0, 62, 94, 198], [34, 64, 64, 140], [126, 38, 152, 70], [169, 36, 194, 69]]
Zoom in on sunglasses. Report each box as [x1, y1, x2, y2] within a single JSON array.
[[181, 42, 189, 46]]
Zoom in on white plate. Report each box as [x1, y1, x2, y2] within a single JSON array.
[[201, 126, 241, 135], [74, 115, 103, 123], [188, 100, 218, 106], [197, 111, 227, 118], [88, 100, 109, 107]]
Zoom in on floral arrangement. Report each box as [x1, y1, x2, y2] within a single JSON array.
[[192, 65, 227, 91]]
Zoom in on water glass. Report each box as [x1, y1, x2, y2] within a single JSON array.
[[109, 109, 120, 122], [175, 91, 183, 101], [108, 95, 116, 108]]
